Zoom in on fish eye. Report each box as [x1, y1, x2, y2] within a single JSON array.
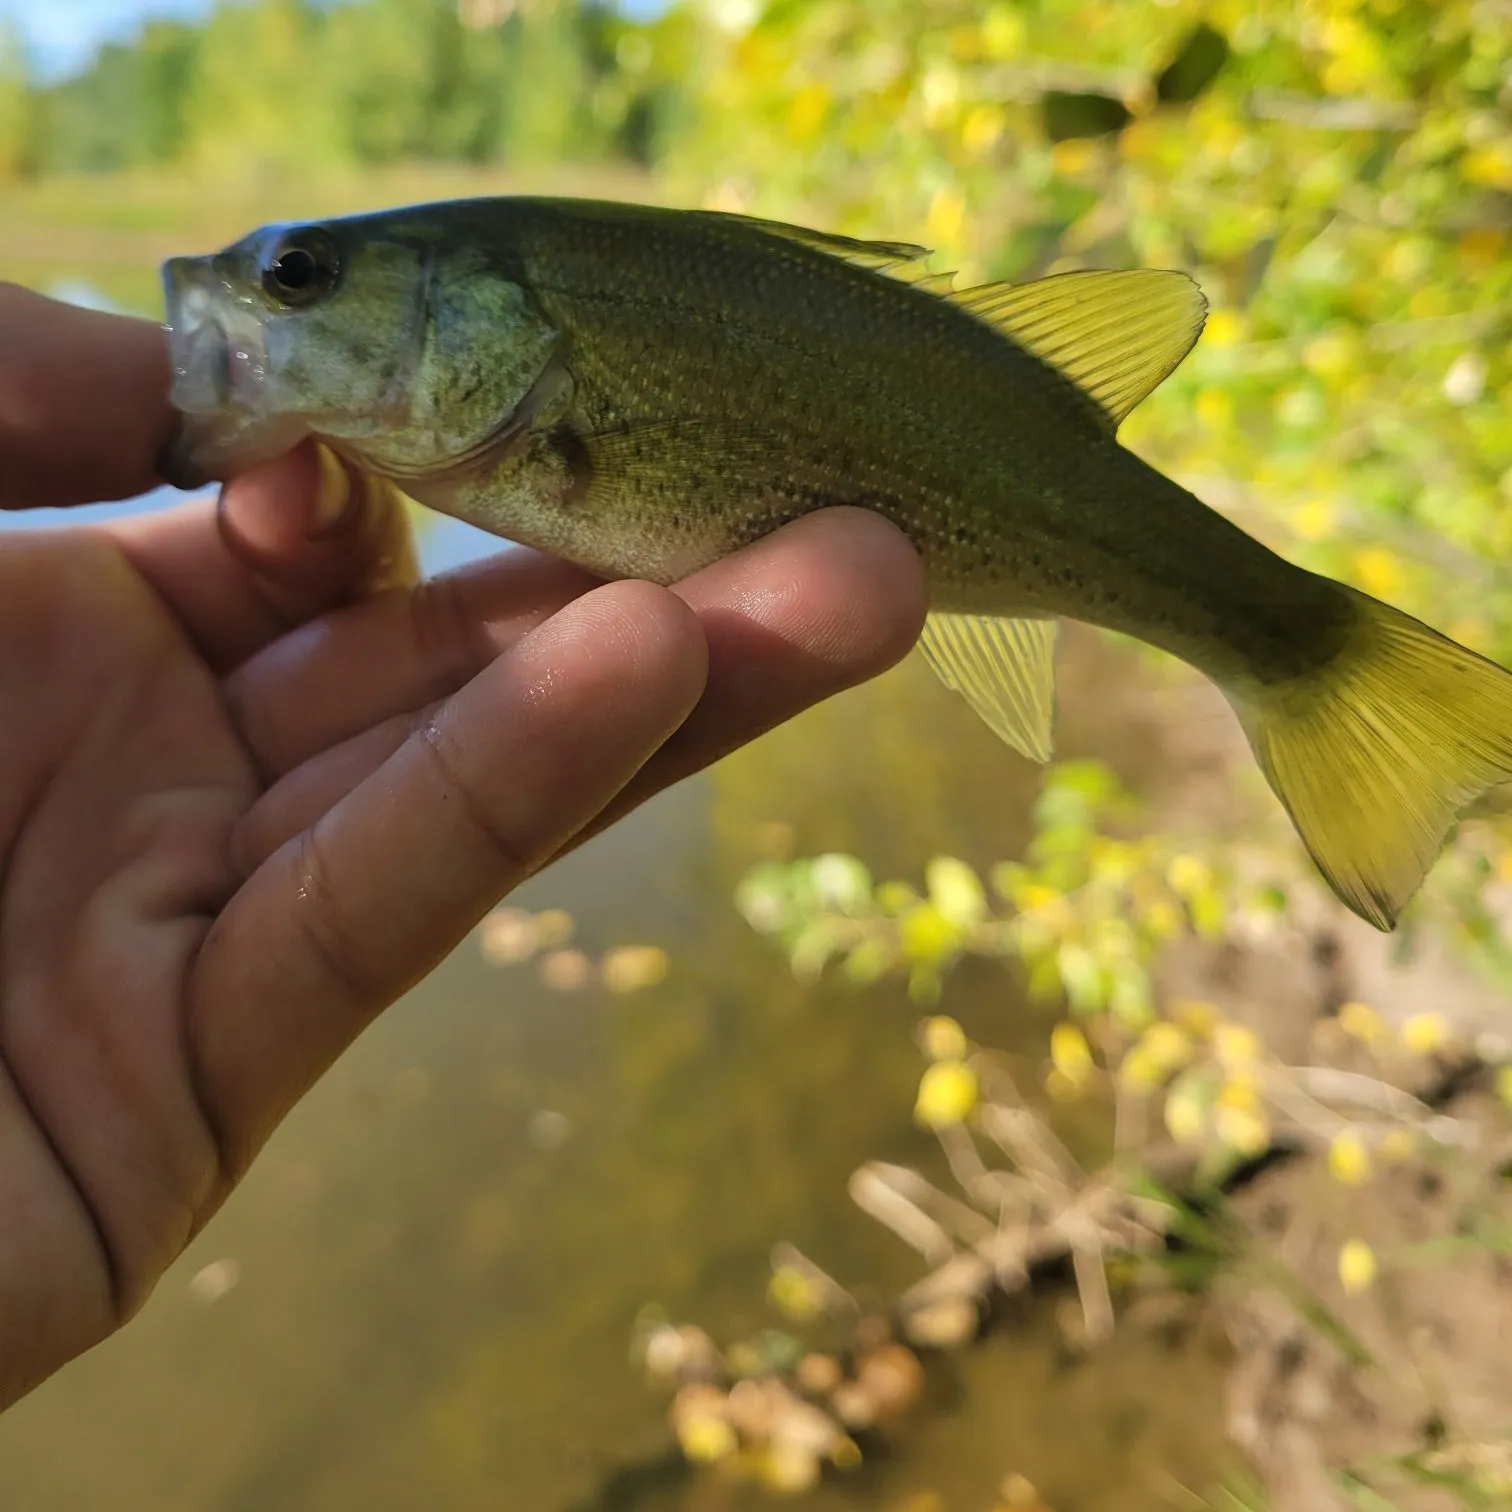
[[262, 229, 340, 308]]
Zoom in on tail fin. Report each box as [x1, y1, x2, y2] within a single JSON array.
[[1226, 588, 1512, 930]]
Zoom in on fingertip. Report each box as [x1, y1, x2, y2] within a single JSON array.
[[674, 504, 928, 678], [217, 440, 417, 598], [772, 505, 930, 669]]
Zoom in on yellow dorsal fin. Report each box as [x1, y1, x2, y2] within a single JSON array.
[[918, 611, 1058, 763], [953, 269, 1207, 427]]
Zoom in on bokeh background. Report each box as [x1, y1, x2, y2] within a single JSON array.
[[0, 4, 1510, 1510]]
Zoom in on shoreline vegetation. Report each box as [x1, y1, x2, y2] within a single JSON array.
[[4, 2, 1512, 1509]]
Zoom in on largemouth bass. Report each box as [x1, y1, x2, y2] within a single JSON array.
[[159, 196, 1512, 931]]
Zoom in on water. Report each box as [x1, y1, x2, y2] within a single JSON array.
[[0, 273, 1234, 1510]]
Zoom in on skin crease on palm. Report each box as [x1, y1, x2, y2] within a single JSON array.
[[0, 282, 927, 1411]]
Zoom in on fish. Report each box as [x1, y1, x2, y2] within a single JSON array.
[[159, 195, 1512, 932]]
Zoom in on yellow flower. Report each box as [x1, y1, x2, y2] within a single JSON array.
[[1328, 1128, 1372, 1187], [915, 1060, 979, 1128], [1142, 1021, 1194, 1072], [1338, 1239, 1377, 1296], [1400, 1012, 1448, 1056]]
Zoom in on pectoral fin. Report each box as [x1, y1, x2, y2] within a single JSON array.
[[918, 612, 1059, 763]]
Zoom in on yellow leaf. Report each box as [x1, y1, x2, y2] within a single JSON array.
[[1050, 1021, 1095, 1083], [1338, 1238, 1377, 1296], [926, 855, 987, 926], [677, 1414, 738, 1463], [1164, 1084, 1208, 1144], [901, 902, 961, 962], [1400, 1012, 1448, 1056], [1142, 1021, 1195, 1072], [915, 1060, 979, 1127], [1329, 1128, 1372, 1187]]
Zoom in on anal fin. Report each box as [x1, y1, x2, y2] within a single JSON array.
[[918, 612, 1059, 763]]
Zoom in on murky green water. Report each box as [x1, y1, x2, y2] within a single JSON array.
[[0, 202, 1234, 1511]]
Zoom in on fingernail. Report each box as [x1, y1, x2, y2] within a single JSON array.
[[310, 444, 353, 536]]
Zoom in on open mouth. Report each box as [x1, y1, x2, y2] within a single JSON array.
[[161, 255, 270, 417], [159, 254, 305, 489]]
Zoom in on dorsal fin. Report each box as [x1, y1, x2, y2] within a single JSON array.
[[952, 269, 1207, 427], [705, 210, 943, 283], [710, 212, 1204, 425]]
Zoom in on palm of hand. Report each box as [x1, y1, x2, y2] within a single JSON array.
[[0, 285, 926, 1411]]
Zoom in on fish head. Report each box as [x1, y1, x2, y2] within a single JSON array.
[[160, 209, 562, 489]]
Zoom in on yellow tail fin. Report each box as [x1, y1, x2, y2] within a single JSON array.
[[1228, 588, 1512, 930]]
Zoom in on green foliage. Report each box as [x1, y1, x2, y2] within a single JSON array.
[[736, 760, 1278, 1017], [663, 0, 1512, 668], [16, 0, 657, 179], [0, 22, 34, 180]]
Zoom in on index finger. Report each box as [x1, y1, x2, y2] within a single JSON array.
[[0, 283, 175, 510]]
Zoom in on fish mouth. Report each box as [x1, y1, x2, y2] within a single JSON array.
[[159, 255, 299, 490]]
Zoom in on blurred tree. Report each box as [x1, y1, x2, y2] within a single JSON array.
[[0, 21, 34, 180], [179, 0, 346, 177], [323, 0, 511, 164]]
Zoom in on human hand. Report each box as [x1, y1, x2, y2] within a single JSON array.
[[0, 284, 927, 1408]]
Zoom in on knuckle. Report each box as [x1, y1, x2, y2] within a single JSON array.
[[290, 825, 390, 1009], [417, 719, 539, 878]]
